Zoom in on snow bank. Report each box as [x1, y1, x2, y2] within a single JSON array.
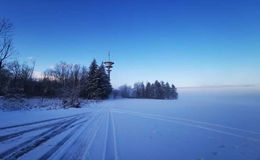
[[0, 97, 99, 111]]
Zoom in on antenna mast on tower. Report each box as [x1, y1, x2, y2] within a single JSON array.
[[103, 51, 114, 79]]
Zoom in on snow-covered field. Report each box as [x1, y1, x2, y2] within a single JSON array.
[[0, 90, 260, 160]]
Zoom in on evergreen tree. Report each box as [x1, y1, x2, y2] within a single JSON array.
[[85, 59, 99, 99], [145, 82, 152, 98], [150, 83, 155, 98], [96, 63, 112, 99], [165, 82, 171, 99], [170, 84, 178, 99], [140, 82, 145, 98], [160, 81, 166, 99], [154, 80, 162, 99]]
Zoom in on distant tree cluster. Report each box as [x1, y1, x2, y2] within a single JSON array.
[[0, 59, 112, 107], [118, 81, 178, 99]]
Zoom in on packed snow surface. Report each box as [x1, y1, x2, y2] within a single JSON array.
[[0, 91, 260, 160]]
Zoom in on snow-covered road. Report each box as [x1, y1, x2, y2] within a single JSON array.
[[0, 96, 260, 160]]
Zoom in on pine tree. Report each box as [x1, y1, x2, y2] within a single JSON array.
[[154, 80, 162, 99], [150, 83, 155, 98], [170, 84, 178, 99], [145, 82, 152, 98], [86, 59, 99, 99], [96, 63, 112, 99], [140, 82, 145, 98], [160, 81, 166, 99], [165, 82, 171, 99]]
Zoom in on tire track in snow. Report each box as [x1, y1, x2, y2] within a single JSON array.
[[83, 112, 106, 160], [38, 115, 94, 160], [112, 109, 260, 143], [0, 115, 85, 160], [59, 110, 104, 160], [0, 113, 86, 130], [0, 117, 80, 160], [38, 124, 84, 160], [0, 118, 81, 143]]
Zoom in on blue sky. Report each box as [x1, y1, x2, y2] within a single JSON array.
[[1, 0, 260, 88]]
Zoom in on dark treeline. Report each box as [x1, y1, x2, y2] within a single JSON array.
[[0, 59, 112, 107], [117, 81, 178, 99], [0, 18, 112, 106], [42, 60, 112, 100]]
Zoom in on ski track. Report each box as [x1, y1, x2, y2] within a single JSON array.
[[102, 111, 110, 160], [102, 109, 119, 160], [110, 110, 119, 160], [112, 109, 260, 143]]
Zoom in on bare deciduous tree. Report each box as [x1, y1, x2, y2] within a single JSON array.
[[0, 19, 13, 70], [7, 60, 35, 95]]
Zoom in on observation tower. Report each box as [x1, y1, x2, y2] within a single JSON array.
[[103, 52, 114, 79]]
